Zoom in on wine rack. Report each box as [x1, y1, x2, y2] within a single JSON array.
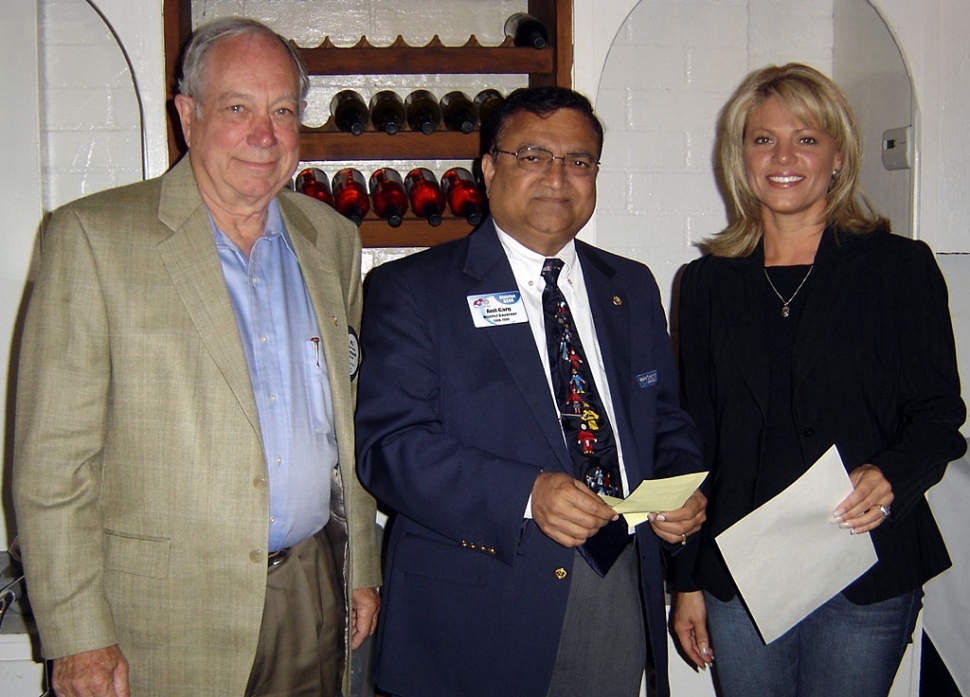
[[163, 0, 573, 247]]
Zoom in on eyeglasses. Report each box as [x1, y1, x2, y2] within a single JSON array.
[[492, 146, 600, 177]]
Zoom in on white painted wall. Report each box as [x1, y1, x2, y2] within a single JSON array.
[[0, 0, 43, 550], [0, 5, 44, 696]]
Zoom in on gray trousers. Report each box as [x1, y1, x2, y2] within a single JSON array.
[[545, 540, 647, 697]]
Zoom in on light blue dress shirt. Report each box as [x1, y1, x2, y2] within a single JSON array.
[[211, 200, 336, 551]]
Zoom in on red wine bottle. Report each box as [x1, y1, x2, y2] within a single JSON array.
[[369, 168, 409, 228], [440, 91, 478, 134], [405, 168, 446, 227], [330, 90, 368, 135], [504, 12, 548, 49], [473, 88, 504, 130], [441, 167, 485, 226], [295, 167, 334, 207], [369, 90, 406, 135], [405, 89, 442, 135], [332, 168, 370, 224]]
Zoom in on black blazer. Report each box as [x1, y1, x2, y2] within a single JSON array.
[[673, 227, 966, 604]]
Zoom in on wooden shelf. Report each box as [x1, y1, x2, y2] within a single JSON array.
[[300, 127, 481, 161], [296, 35, 553, 75], [359, 216, 475, 247]]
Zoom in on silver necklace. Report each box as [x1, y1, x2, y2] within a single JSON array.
[[764, 265, 814, 318]]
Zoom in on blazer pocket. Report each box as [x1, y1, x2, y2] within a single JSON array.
[[104, 530, 171, 579]]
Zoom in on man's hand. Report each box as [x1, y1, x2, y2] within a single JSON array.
[[648, 489, 707, 544], [671, 591, 714, 670], [52, 645, 130, 697], [350, 587, 380, 650], [531, 472, 617, 547]]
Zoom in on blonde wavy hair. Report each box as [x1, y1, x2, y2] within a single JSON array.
[[704, 63, 889, 258]]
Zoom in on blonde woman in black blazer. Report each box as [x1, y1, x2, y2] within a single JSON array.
[[671, 63, 966, 697]]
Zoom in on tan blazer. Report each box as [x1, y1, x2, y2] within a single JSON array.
[[13, 157, 381, 696]]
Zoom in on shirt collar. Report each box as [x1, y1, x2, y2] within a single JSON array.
[[494, 224, 579, 284], [209, 198, 294, 254]]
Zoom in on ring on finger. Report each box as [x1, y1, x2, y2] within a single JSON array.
[[878, 504, 891, 519], [681, 533, 687, 545]]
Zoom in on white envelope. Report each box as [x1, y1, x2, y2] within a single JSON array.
[[715, 445, 878, 643]]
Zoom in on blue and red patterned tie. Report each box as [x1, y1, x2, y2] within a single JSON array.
[[541, 258, 629, 576]]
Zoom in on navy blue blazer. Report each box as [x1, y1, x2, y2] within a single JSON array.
[[356, 220, 703, 697]]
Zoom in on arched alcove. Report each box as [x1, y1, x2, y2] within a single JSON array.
[[590, 0, 913, 309], [39, 0, 144, 209], [833, 0, 913, 238]]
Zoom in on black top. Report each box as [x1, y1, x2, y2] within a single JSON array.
[[759, 265, 813, 506]]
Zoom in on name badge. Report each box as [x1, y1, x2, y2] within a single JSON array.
[[348, 327, 361, 379], [466, 291, 528, 328]]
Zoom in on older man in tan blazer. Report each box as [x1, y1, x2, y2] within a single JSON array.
[[13, 18, 380, 697]]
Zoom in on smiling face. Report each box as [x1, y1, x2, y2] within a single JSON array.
[[743, 96, 843, 229], [174, 32, 302, 218], [480, 108, 599, 256]]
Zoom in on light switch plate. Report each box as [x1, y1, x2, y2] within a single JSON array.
[[882, 126, 912, 170]]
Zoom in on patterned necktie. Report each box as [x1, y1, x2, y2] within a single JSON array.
[[541, 258, 629, 576]]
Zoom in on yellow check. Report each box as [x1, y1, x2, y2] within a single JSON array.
[[600, 471, 708, 527]]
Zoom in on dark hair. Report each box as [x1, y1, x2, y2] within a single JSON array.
[[178, 17, 309, 119], [480, 86, 604, 157]]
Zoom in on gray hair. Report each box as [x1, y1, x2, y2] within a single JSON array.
[[177, 17, 309, 118]]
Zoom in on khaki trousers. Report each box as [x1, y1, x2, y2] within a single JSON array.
[[246, 531, 343, 697]]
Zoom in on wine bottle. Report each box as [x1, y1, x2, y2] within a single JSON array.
[[441, 167, 486, 226], [440, 91, 478, 134], [504, 12, 548, 49], [473, 89, 504, 131], [405, 168, 446, 227], [369, 168, 409, 228], [295, 167, 334, 207], [330, 90, 368, 136], [405, 89, 442, 135], [332, 168, 370, 225], [369, 90, 406, 135]]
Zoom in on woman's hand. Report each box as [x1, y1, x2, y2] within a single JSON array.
[[834, 464, 894, 534], [671, 591, 714, 670], [648, 489, 707, 545]]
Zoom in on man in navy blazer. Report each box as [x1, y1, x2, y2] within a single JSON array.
[[355, 87, 706, 697]]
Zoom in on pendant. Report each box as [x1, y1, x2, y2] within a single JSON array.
[[781, 305, 791, 318]]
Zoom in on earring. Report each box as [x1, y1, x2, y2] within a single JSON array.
[[832, 169, 840, 178]]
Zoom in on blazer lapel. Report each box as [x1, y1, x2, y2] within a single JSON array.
[[723, 250, 770, 418], [156, 158, 261, 435], [576, 243, 637, 463], [282, 199, 353, 409], [464, 224, 573, 474], [792, 228, 852, 381]]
